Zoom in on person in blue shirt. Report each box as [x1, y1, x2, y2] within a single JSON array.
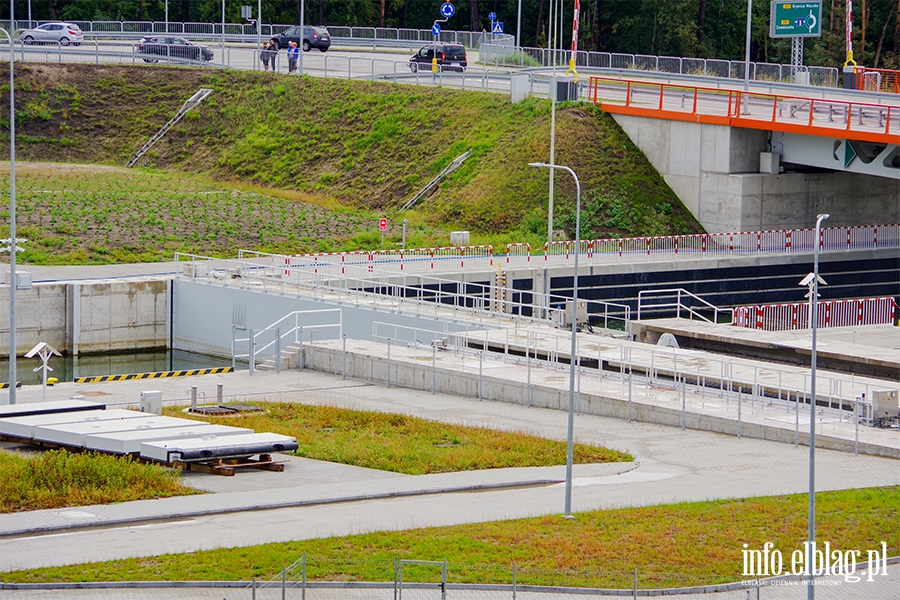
[[287, 40, 300, 73]]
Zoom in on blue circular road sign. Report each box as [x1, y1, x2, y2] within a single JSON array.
[[431, 23, 441, 35], [440, 2, 456, 18], [488, 12, 497, 20]]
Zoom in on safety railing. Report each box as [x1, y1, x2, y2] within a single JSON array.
[[480, 38, 839, 88], [227, 224, 900, 275], [232, 308, 342, 373], [355, 316, 883, 431], [6, 17, 860, 88], [636, 288, 734, 324], [732, 297, 897, 331], [179, 251, 555, 329], [3, 20, 483, 48], [588, 76, 900, 145], [241, 245, 496, 276], [855, 67, 900, 94], [184, 249, 633, 332]]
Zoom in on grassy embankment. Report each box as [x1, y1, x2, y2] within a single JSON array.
[[5, 486, 898, 589], [0, 63, 701, 263]]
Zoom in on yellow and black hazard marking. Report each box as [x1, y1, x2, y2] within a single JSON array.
[[1, 382, 22, 389], [75, 366, 233, 384]]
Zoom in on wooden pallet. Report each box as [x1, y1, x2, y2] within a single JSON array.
[[171, 453, 286, 476]]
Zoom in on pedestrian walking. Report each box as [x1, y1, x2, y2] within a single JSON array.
[[287, 41, 299, 73]]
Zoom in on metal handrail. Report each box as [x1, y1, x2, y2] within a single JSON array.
[[636, 288, 734, 324], [360, 315, 882, 424], [176, 251, 632, 332], [232, 308, 342, 372]]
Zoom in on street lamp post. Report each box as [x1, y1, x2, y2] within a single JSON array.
[[2, 15, 17, 404], [529, 162, 580, 519], [744, 0, 753, 91], [803, 213, 829, 600]]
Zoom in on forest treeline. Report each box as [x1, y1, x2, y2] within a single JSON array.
[[7, 0, 900, 68]]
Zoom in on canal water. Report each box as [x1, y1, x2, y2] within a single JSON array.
[[1, 350, 233, 387]]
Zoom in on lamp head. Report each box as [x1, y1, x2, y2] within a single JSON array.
[[528, 162, 549, 168], [799, 273, 827, 287]]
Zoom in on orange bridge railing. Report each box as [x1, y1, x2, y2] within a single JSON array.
[[588, 76, 900, 145]]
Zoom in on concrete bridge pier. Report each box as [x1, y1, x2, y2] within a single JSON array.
[[611, 115, 900, 233]]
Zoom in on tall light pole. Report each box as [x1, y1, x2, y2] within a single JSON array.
[[547, 0, 557, 245], [299, 0, 305, 75], [802, 213, 829, 600], [221, 0, 226, 68], [743, 0, 752, 91], [2, 8, 17, 404], [529, 162, 580, 519], [516, 0, 522, 48]]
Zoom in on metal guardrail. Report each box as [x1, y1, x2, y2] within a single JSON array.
[[480, 37, 840, 88], [2, 20, 484, 48], [3, 17, 856, 91]]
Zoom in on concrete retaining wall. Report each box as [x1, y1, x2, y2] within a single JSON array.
[[303, 344, 898, 459], [0, 279, 171, 356]]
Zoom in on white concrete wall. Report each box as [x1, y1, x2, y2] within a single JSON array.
[[171, 279, 494, 359], [0, 279, 170, 356], [612, 114, 900, 232]]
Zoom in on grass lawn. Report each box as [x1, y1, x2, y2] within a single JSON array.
[[164, 402, 632, 474], [5, 486, 897, 588], [0, 449, 201, 513]]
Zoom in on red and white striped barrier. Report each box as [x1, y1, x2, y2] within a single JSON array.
[[539, 224, 897, 261], [506, 243, 531, 263], [255, 224, 899, 278], [733, 297, 897, 331]]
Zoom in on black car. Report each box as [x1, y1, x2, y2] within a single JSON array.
[[272, 26, 331, 52], [409, 43, 467, 72], [136, 36, 214, 63]]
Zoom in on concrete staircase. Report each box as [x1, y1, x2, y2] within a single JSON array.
[[254, 343, 304, 372]]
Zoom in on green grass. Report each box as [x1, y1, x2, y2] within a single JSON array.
[[1, 164, 383, 263], [4, 486, 896, 588], [164, 403, 631, 474], [0, 450, 201, 513], [0, 64, 702, 264]]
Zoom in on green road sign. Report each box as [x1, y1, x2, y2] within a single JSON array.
[[770, 1, 822, 38]]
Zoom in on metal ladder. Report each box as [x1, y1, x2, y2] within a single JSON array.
[[126, 88, 213, 167], [401, 149, 472, 210]]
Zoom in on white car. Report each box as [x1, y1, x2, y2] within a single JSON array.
[[19, 22, 84, 46]]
